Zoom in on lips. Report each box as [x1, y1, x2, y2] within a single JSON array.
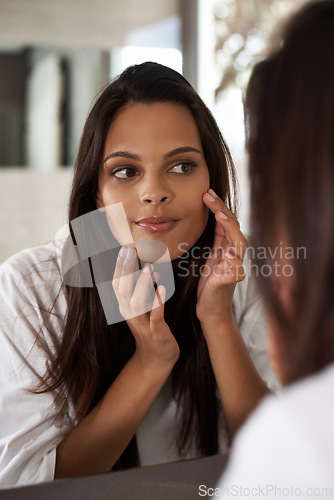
[[136, 216, 178, 233]]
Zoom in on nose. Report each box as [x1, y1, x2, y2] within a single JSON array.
[[140, 175, 173, 205]]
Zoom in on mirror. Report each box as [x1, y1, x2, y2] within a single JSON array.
[[0, 46, 110, 168]]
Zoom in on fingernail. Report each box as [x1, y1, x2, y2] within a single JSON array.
[[120, 246, 127, 257], [205, 193, 216, 203], [208, 188, 218, 198], [225, 252, 234, 259], [143, 263, 150, 273], [157, 285, 165, 299], [218, 211, 228, 220], [126, 247, 136, 260]]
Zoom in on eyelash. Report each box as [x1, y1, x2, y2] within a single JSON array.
[[110, 161, 197, 180], [170, 161, 197, 174], [111, 167, 138, 180]]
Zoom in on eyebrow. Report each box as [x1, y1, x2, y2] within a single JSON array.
[[103, 146, 201, 163], [163, 147, 201, 159], [103, 151, 140, 163]]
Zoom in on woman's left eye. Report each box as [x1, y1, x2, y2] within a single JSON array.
[[169, 162, 196, 174], [112, 167, 138, 179]]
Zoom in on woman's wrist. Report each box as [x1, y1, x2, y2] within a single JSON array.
[[200, 311, 238, 341], [131, 349, 177, 380]]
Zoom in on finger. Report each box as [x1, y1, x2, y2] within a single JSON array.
[[209, 213, 241, 261], [204, 231, 224, 270], [214, 255, 246, 283], [117, 246, 138, 301], [203, 189, 239, 226], [215, 212, 248, 260], [150, 285, 165, 327], [197, 222, 228, 299], [112, 245, 127, 294], [151, 271, 160, 284], [130, 263, 156, 317]]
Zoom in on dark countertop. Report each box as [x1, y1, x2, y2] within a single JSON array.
[[0, 453, 228, 500]]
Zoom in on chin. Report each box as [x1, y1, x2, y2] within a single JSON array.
[[134, 237, 191, 262], [132, 238, 172, 263]]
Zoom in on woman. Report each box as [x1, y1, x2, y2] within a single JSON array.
[[0, 62, 277, 487], [217, 0, 334, 495]]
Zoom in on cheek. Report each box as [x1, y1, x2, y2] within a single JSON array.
[[182, 193, 209, 246], [189, 181, 209, 223], [192, 197, 208, 226], [97, 184, 134, 244], [99, 184, 133, 217], [179, 170, 210, 240], [99, 183, 121, 205], [195, 204, 209, 240]]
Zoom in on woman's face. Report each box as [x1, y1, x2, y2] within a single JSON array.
[[96, 102, 210, 260]]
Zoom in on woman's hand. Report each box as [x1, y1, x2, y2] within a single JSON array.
[[195, 190, 269, 437], [196, 189, 248, 329], [56, 247, 179, 479], [112, 246, 180, 370]]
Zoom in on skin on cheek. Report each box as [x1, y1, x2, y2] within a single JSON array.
[[188, 173, 210, 234], [175, 195, 209, 257], [95, 182, 133, 245], [196, 204, 209, 239]]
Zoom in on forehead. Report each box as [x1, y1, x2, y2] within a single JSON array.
[[104, 102, 203, 152]]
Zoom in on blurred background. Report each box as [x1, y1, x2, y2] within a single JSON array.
[[0, 0, 309, 263]]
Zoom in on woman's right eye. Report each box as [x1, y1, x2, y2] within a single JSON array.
[[111, 168, 138, 179]]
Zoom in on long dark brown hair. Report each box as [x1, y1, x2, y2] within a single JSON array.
[[245, 0, 334, 384], [37, 62, 238, 469]]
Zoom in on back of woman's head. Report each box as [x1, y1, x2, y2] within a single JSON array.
[[69, 61, 236, 223], [245, 0, 334, 382]]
